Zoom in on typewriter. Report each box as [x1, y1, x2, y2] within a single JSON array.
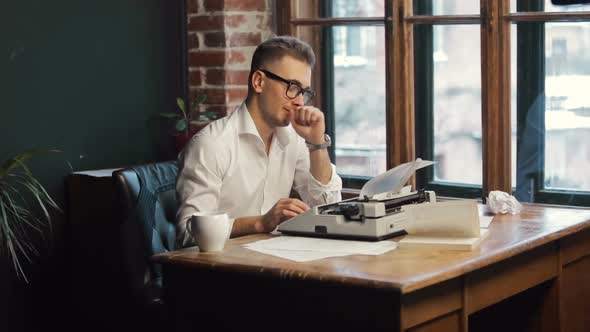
[[277, 189, 436, 241]]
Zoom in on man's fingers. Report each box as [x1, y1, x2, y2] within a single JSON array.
[[296, 107, 322, 126], [282, 210, 298, 218], [284, 203, 306, 215], [275, 198, 310, 222], [293, 107, 308, 126], [289, 109, 305, 128], [310, 111, 321, 124], [285, 198, 310, 211], [305, 110, 315, 126], [298, 108, 307, 125]]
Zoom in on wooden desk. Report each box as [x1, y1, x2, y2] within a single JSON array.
[[153, 204, 590, 332]]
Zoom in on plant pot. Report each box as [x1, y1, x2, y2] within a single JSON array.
[[173, 121, 210, 154]]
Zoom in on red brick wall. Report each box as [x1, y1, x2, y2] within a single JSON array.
[[187, 0, 274, 118]]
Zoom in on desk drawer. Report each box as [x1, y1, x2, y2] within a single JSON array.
[[465, 244, 558, 314], [401, 278, 462, 329], [561, 227, 590, 266]]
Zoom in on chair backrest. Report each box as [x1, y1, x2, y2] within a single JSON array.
[[113, 161, 178, 306]]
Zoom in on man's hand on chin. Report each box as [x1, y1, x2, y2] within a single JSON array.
[[289, 106, 326, 143]]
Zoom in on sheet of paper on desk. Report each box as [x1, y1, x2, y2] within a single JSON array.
[[479, 215, 494, 228], [244, 236, 397, 262], [247, 247, 351, 262]]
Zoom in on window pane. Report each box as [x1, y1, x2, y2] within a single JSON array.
[[544, 22, 590, 191], [511, 0, 590, 12], [332, 26, 386, 177], [414, 0, 480, 15], [432, 25, 482, 185], [330, 0, 384, 17], [297, 0, 384, 19]]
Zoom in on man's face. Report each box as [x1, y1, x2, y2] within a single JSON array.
[[257, 55, 312, 128]]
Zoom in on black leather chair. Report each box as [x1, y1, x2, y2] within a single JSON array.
[[113, 161, 178, 329]]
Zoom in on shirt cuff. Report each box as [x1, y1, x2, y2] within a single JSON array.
[[309, 163, 342, 190]]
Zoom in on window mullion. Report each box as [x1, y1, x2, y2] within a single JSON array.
[[275, 0, 295, 35], [390, 0, 416, 173], [320, 1, 336, 163], [480, 0, 512, 199]]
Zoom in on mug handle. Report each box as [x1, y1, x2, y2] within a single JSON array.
[[186, 215, 195, 240], [226, 218, 234, 240]]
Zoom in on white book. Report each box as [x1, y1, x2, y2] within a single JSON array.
[[403, 200, 481, 237], [399, 200, 488, 251], [398, 229, 489, 251]]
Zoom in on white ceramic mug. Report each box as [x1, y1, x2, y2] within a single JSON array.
[[187, 212, 231, 252]]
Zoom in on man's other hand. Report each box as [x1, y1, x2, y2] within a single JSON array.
[[257, 198, 310, 233]]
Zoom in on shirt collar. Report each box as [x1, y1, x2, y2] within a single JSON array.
[[236, 102, 291, 149]]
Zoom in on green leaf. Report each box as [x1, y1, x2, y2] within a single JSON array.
[[176, 97, 187, 119], [159, 112, 180, 119], [1, 193, 34, 266], [27, 175, 60, 212], [193, 94, 207, 105], [176, 97, 186, 112], [0, 149, 62, 282], [19, 180, 50, 224], [0, 197, 8, 250], [0, 152, 33, 178], [175, 119, 188, 132], [0, 149, 62, 179]]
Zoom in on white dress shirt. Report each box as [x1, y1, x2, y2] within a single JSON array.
[[176, 103, 342, 247]]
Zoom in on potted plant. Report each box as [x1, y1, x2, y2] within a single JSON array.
[[160, 95, 220, 153], [0, 150, 61, 283]]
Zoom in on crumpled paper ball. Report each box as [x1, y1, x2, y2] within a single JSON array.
[[487, 190, 522, 215]]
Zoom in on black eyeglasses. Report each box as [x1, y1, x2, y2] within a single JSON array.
[[259, 69, 316, 105]]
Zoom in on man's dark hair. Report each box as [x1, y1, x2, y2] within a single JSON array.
[[247, 36, 316, 97]]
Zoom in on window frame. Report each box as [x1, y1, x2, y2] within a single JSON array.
[[511, 1, 590, 206], [412, 1, 484, 199], [276, 0, 590, 207]]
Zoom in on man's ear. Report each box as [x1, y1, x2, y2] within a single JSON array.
[[251, 71, 264, 93]]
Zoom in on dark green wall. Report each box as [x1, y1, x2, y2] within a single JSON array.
[[0, 0, 184, 330]]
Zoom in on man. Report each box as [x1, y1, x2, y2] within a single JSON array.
[[176, 36, 342, 248]]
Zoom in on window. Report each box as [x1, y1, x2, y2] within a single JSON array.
[[412, 0, 484, 198], [511, 0, 590, 205], [277, 0, 590, 207], [331, 24, 386, 180]]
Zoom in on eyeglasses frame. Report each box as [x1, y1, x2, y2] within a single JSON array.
[[258, 69, 316, 104]]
